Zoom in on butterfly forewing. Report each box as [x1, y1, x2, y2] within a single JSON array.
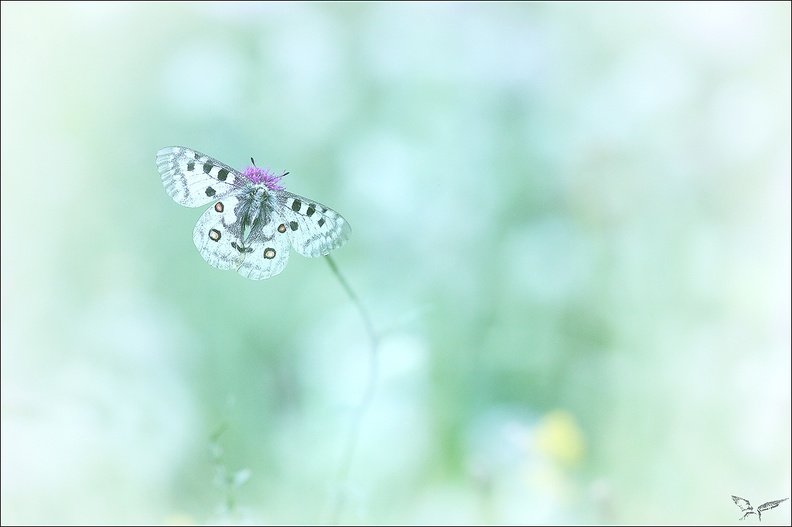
[[158, 146, 245, 207], [275, 191, 352, 257]]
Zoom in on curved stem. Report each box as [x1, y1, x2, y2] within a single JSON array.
[[324, 254, 380, 524]]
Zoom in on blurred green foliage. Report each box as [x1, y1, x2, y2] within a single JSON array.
[[2, 2, 790, 525]]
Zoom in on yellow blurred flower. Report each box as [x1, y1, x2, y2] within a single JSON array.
[[533, 410, 586, 468]]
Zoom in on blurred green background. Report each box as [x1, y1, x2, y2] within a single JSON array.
[[2, 2, 790, 525]]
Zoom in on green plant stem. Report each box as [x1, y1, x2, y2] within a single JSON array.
[[324, 254, 380, 524]]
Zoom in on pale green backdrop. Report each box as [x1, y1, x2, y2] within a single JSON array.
[[1, 2, 790, 525]]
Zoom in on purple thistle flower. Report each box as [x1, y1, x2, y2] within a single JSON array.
[[242, 164, 286, 191]]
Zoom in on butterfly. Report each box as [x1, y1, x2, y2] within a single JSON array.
[[157, 146, 351, 280], [732, 495, 789, 521]]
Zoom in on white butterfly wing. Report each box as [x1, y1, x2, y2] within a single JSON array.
[[274, 190, 352, 257], [157, 146, 246, 207], [236, 216, 292, 280], [192, 196, 246, 271], [192, 195, 293, 280]]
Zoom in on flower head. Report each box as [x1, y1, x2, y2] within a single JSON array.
[[242, 164, 286, 191]]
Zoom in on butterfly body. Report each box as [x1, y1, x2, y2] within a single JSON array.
[[157, 146, 350, 280]]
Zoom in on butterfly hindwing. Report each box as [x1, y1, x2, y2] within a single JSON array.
[[236, 213, 292, 280], [158, 146, 245, 207], [274, 190, 352, 258], [192, 196, 246, 272]]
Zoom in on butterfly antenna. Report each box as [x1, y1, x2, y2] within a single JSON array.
[[324, 254, 380, 525], [250, 157, 257, 167]]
